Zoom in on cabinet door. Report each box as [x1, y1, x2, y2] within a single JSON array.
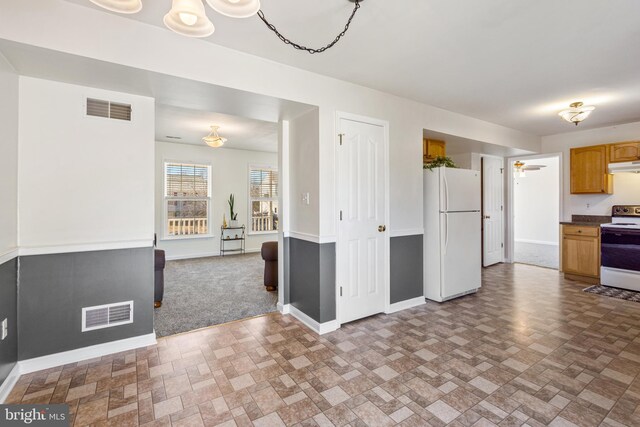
[[570, 145, 613, 194], [610, 142, 640, 163], [424, 139, 446, 161], [562, 235, 599, 277]]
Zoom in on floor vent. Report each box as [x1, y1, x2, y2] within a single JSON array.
[[82, 301, 134, 332], [86, 98, 132, 121]]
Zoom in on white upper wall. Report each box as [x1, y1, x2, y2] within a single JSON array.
[[542, 121, 640, 218], [155, 141, 278, 259], [18, 77, 155, 249], [0, 0, 541, 239], [0, 52, 18, 256]]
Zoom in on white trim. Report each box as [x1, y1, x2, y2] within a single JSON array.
[[0, 363, 20, 403], [286, 232, 337, 244], [385, 296, 426, 314], [0, 248, 19, 265], [278, 303, 290, 314], [164, 248, 260, 261], [389, 229, 424, 238], [506, 152, 564, 264], [288, 305, 339, 335], [514, 238, 559, 246], [18, 332, 157, 375], [18, 240, 153, 256], [160, 234, 214, 241]]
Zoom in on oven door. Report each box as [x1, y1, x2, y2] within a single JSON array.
[[601, 228, 640, 272]]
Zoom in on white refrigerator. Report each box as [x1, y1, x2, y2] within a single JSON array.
[[424, 167, 482, 302]]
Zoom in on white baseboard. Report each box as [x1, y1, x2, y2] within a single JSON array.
[[278, 303, 290, 314], [288, 305, 339, 335], [386, 296, 426, 314], [18, 332, 157, 375], [0, 363, 21, 403], [0, 248, 19, 266], [166, 249, 261, 261], [515, 239, 559, 246]]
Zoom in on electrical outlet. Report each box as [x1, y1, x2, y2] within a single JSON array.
[[1, 318, 7, 340]]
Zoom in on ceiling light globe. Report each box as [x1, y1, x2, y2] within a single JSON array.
[[89, 0, 142, 14], [179, 12, 198, 26], [164, 0, 215, 37], [558, 102, 595, 126], [205, 0, 260, 18]]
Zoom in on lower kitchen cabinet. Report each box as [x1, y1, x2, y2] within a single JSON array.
[[561, 224, 600, 283]]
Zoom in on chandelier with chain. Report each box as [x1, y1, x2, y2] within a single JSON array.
[[89, 0, 363, 54]]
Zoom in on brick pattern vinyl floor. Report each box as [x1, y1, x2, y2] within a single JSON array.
[[6, 263, 640, 426]]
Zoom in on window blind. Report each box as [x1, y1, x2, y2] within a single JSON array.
[[250, 169, 278, 199], [166, 163, 210, 197]]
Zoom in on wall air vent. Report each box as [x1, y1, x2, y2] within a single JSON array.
[[86, 98, 132, 121], [82, 301, 134, 332]]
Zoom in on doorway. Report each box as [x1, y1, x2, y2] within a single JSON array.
[[482, 156, 505, 266], [336, 113, 390, 325], [508, 154, 562, 269]]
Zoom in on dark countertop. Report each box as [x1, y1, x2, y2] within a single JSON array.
[[560, 214, 611, 226]]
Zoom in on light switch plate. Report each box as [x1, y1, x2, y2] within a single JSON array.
[[1, 318, 7, 340]]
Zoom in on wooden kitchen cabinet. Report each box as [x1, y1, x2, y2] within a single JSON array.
[[423, 139, 446, 162], [570, 145, 613, 194], [609, 141, 640, 163], [561, 224, 600, 283]]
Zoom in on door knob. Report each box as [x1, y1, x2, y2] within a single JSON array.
[[378, 225, 386, 232]]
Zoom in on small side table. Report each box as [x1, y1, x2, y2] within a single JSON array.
[[220, 226, 245, 256]]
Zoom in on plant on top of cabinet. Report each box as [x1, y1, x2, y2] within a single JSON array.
[[570, 145, 613, 194], [424, 156, 457, 170]]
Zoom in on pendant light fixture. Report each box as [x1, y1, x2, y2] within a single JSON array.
[[87, 0, 363, 51], [205, 0, 260, 18], [558, 102, 596, 126], [89, 0, 142, 14], [202, 125, 227, 148], [164, 0, 215, 38]]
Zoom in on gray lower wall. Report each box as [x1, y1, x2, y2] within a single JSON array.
[[0, 258, 18, 387], [18, 247, 154, 360], [390, 235, 424, 304], [288, 238, 336, 324]]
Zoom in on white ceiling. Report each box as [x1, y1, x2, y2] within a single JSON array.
[[156, 105, 278, 152], [63, 0, 640, 136]]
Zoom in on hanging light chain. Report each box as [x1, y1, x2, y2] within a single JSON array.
[[256, 0, 362, 54]]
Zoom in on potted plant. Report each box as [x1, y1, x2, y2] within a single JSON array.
[[424, 156, 457, 171], [228, 194, 238, 227]]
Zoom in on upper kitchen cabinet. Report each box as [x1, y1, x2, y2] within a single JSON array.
[[570, 145, 613, 194], [423, 138, 446, 163], [609, 141, 640, 163]]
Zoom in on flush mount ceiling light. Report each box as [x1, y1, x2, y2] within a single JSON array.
[[558, 102, 596, 126], [89, 0, 142, 13], [202, 125, 227, 148], [88, 0, 363, 53], [164, 0, 215, 38]]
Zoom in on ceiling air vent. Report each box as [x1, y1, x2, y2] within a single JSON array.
[[82, 301, 134, 332], [86, 98, 132, 121]]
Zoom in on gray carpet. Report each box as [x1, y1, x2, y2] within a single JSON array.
[[514, 241, 559, 270], [154, 253, 277, 338]]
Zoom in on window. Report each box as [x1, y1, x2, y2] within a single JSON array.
[[164, 162, 211, 238], [249, 166, 278, 233]]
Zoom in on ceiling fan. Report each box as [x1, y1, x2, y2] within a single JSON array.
[[513, 161, 546, 177]]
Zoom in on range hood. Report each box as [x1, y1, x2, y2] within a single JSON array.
[[609, 161, 640, 174]]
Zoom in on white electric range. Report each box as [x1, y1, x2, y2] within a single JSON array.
[[601, 205, 640, 291]]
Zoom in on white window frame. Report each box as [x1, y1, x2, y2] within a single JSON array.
[[248, 164, 278, 236], [163, 161, 213, 240]]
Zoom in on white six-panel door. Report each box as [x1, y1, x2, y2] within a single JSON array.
[[337, 116, 387, 325], [482, 157, 504, 266]]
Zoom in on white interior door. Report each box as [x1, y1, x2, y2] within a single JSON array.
[[482, 157, 504, 266], [337, 116, 387, 325]]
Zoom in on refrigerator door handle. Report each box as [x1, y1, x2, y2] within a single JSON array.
[[443, 174, 449, 212], [443, 213, 448, 255]]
